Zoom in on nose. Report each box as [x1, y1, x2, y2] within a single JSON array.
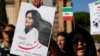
[[58, 41, 61, 45], [26, 17, 28, 20], [25, 18, 28, 22], [78, 41, 83, 47], [78, 41, 82, 44]]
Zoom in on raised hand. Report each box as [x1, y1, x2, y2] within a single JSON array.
[[32, 0, 43, 8]]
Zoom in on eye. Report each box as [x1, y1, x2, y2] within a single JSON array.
[[72, 38, 79, 44], [26, 16, 32, 19], [28, 17, 32, 19], [80, 38, 87, 43]]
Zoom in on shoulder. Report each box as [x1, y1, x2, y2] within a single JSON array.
[[31, 28, 38, 36], [33, 28, 38, 31], [32, 28, 39, 33]]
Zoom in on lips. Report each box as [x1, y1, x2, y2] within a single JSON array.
[[77, 48, 84, 50], [77, 47, 85, 53]]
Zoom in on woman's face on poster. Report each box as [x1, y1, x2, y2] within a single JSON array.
[[25, 12, 34, 28]]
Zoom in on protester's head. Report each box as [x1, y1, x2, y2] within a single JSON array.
[[2, 24, 15, 42], [49, 37, 66, 56], [70, 27, 97, 56], [56, 32, 68, 50]]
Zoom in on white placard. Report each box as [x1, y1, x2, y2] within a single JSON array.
[[88, 1, 100, 35], [10, 2, 56, 56]]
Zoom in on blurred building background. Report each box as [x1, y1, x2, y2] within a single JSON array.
[[6, 0, 15, 25]]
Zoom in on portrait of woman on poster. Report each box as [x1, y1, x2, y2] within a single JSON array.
[[24, 9, 52, 47]]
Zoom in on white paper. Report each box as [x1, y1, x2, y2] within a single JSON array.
[[10, 2, 56, 56], [88, 1, 100, 35]]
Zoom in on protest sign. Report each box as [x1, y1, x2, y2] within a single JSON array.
[[89, 1, 100, 35], [10, 2, 56, 56]]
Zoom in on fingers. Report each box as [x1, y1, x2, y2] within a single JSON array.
[[40, 0, 43, 5], [32, 0, 37, 6], [32, 0, 43, 8]]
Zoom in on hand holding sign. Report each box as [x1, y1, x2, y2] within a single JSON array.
[[32, 0, 43, 8]]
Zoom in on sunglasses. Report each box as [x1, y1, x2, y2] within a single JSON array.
[[72, 37, 87, 44], [3, 30, 14, 34], [97, 50, 100, 52]]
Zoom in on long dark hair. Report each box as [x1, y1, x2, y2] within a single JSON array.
[[25, 10, 52, 47], [70, 27, 97, 56], [25, 10, 39, 33]]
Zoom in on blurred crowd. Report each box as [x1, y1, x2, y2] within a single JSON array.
[[0, 22, 100, 56], [49, 27, 100, 56], [0, 0, 100, 56]]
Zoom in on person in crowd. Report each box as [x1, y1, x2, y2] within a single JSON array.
[[0, 24, 16, 56], [48, 37, 66, 56], [70, 27, 97, 56], [56, 32, 68, 53], [56, 32, 74, 56], [95, 42, 100, 56]]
